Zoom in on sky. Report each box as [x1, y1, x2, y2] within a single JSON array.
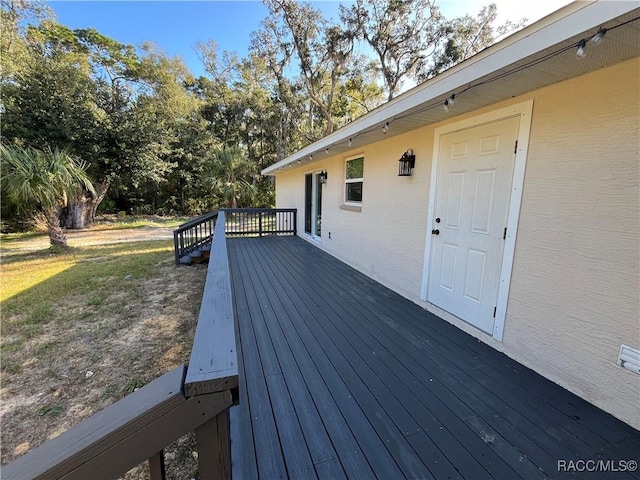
[[48, 0, 574, 78]]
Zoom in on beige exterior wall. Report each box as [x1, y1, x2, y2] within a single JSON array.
[[274, 58, 640, 429]]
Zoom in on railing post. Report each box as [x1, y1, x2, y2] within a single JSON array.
[[293, 209, 297, 235], [173, 231, 180, 266], [259, 211, 263, 237], [195, 409, 231, 480]]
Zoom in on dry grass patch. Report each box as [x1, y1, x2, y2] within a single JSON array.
[[1, 232, 207, 478]]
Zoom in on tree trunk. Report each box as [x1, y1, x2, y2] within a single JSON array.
[[60, 179, 110, 229], [46, 208, 67, 247]]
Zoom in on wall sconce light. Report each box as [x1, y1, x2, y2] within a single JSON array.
[[319, 170, 328, 184], [398, 149, 416, 176]]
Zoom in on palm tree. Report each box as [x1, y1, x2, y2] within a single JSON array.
[[1, 145, 94, 247], [208, 147, 258, 209]]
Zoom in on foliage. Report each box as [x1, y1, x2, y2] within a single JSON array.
[[0, 0, 523, 229], [0, 145, 94, 245], [35, 405, 64, 417], [0, 145, 92, 210], [340, 0, 445, 100], [340, 0, 525, 99], [426, 4, 526, 79], [205, 147, 259, 209]]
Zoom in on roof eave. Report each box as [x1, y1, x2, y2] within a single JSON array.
[[262, 0, 637, 176]]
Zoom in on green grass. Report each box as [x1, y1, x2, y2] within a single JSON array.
[[2, 360, 22, 374], [88, 215, 190, 231], [122, 377, 146, 393], [35, 405, 64, 417], [0, 240, 174, 338], [0, 215, 187, 247], [0, 223, 206, 478], [0, 231, 45, 243]]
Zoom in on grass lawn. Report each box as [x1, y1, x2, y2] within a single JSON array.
[[0, 226, 207, 478], [85, 214, 191, 231]]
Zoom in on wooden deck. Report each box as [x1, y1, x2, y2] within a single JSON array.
[[227, 236, 640, 480]]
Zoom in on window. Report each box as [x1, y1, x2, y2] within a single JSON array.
[[345, 157, 364, 204]]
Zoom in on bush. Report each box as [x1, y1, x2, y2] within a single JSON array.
[[96, 198, 117, 214]]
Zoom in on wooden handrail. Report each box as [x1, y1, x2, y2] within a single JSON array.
[[176, 210, 220, 231], [184, 211, 239, 396], [174, 211, 219, 265], [1, 366, 233, 479]]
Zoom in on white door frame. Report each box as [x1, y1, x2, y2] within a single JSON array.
[[304, 170, 323, 241], [420, 100, 534, 341]]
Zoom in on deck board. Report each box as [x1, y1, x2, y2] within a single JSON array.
[[228, 236, 640, 479]]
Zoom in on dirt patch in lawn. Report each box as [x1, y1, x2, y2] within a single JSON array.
[[1, 228, 207, 478]]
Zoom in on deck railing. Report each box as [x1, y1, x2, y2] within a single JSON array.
[[4, 212, 239, 480], [174, 208, 297, 265], [225, 208, 296, 237], [173, 211, 219, 266]]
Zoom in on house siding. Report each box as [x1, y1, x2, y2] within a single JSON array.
[[274, 58, 640, 429]]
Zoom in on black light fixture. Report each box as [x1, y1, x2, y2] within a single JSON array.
[[319, 170, 328, 184], [398, 149, 416, 176]]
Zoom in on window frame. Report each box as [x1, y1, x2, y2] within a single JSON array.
[[344, 155, 364, 206]]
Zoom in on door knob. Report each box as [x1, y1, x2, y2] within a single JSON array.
[[432, 229, 440, 235]]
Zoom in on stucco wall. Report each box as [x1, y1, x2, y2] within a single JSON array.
[[274, 58, 640, 429]]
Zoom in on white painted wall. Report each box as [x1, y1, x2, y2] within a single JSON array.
[[274, 58, 640, 429]]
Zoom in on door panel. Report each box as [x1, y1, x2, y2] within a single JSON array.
[[471, 169, 496, 234], [445, 172, 465, 229], [439, 244, 457, 291], [427, 116, 520, 333], [463, 249, 487, 303]]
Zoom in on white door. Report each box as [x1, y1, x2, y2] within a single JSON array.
[[427, 116, 520, 333]]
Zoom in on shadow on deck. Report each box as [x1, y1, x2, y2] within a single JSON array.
[[228, 236, 640, 480]]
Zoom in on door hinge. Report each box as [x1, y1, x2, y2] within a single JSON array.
[[503, 227, 507, 240], [514, 140, 518, 154], [493, 306, 497, 318]]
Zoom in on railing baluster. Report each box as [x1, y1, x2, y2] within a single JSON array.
[[148, 450, 166, 480]]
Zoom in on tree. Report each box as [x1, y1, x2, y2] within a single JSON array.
[[252, 0, 358, 140], [206, 147, 258, 209], [0, 0, 51, 79], [341, 1, 525, 99], [340, 0, 444, 100], [424, 4, 526, 79], [1, 145, 94, 246], [1, 17, 196, 224]]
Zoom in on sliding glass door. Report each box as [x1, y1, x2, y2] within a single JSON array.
[[304, 172, 322, 239]]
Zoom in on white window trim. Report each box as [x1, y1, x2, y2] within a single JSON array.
[[344, 155, 364, 206]]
